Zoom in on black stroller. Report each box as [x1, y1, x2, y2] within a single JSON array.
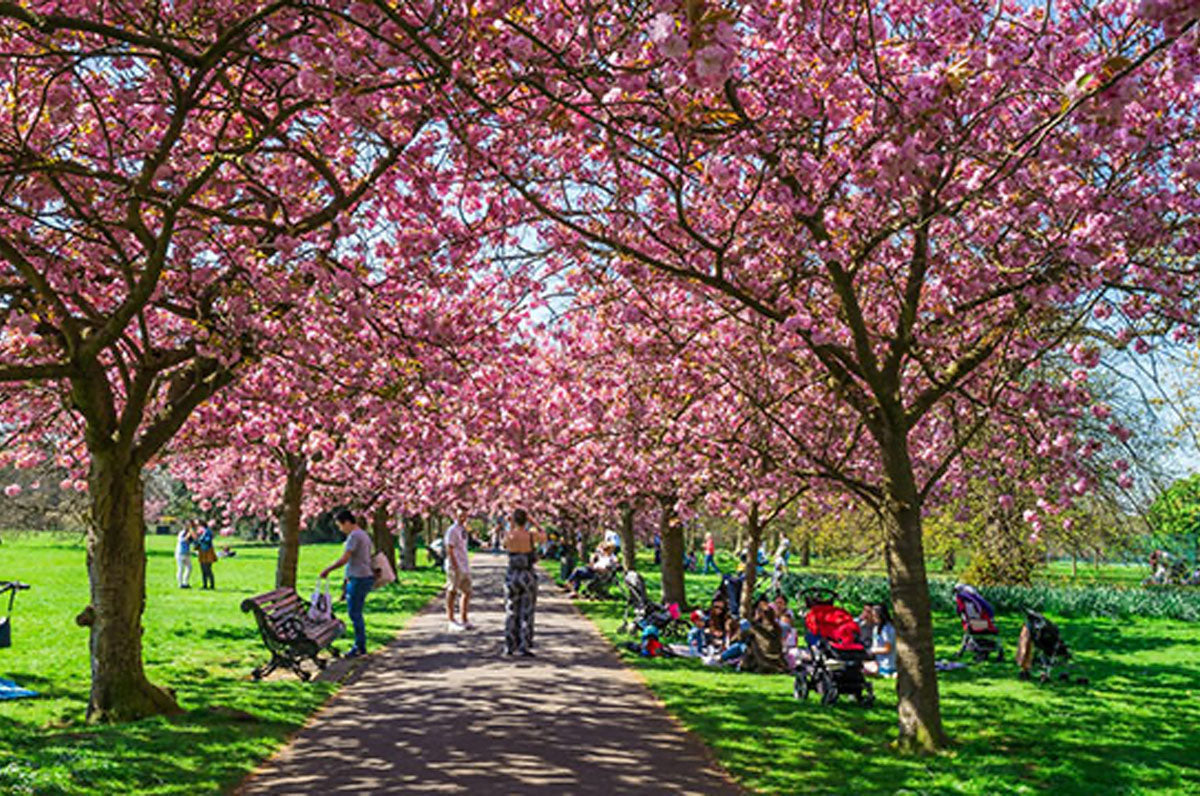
[[1021, 609, 1087, 684], [619, 571, 688, 639], [793, 588, 875, 708]]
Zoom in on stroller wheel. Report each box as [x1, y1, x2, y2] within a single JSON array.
[[816, 672, 839, 706], [794, 674, 809, 701]]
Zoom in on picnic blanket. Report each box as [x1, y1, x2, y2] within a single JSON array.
[[935, 660, 968, 672], [0, 677, 37, 700]]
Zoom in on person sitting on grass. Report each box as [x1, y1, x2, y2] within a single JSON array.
[[774, 593, 799, 670], [856, 603, 876, 647], [863, 603, 896, 678], [564, 542, 618, 596], [706, 615, 750, 666], [739, 598, 789, 674], [705, 592, 730, 651], [687, 609, 708, 656]]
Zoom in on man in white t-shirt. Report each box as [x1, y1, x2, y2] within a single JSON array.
[[444, 510, 472, 631]]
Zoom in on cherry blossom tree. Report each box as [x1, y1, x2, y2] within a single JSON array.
[[398, 0, 1200, 749], [0, 1, 437, 721]]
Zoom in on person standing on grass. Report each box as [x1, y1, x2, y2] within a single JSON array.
[[175, 523, 195, 589], [320, 509, 373, 659], [504, 508, 539, 657], [703, 532, 719, 574], [196, 521, 217, 590], [444, 509, 473, 631]]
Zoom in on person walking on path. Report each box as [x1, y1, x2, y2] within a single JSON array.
[[445, 509, 473, 631], [504, 508, 539, 656], [175, 523, 195, 588], [321, 509, 374, 659], [703, 532, 719, 574], [196, 522, 217, 590]]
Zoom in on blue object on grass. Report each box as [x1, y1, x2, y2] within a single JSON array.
[[0, 677, 37, 700]]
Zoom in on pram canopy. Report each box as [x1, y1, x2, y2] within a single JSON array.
[[803, 592, 864, 652], [954, 584, 998, 634]]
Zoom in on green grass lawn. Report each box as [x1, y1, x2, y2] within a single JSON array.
[[566, 554, 1200, 795], [0, 532, 443, 795]]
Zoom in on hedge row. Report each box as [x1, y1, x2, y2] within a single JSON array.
[[778, 571, 1200, 622]]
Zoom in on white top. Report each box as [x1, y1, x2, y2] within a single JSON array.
[[444, 521, 469, 573], [595, 552, 618, 571]]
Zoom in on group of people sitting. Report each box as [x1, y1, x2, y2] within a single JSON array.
[[676, 589, 897, 677]]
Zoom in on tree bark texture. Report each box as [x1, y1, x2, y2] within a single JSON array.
[[275, 453, 307, 590], [400, 515, 420, 570], [880, 428, 948, 752], [85, 449, 180, 722], [740, 502, 762, 619], [619, 502, 637, 572], [372, 505, 395, 574], [658, 497, 686, 607]]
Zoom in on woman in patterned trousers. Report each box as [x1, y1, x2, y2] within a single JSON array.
[[504, 508, 539, 656]]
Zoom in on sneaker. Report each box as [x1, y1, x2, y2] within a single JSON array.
[[460, 621, 476, 631], [519, 649, 535, 658], [345, 648, 365, 659], [447, 621, 463, 632]]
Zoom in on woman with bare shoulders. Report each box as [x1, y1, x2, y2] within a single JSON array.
[[504, 508, 539, 657]]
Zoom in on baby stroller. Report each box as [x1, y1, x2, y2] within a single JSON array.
[[619, 571, 688, 640], [953, 584, 1003, 663], [793, 587, 874, 707], [1020, 609, 1086, 684]]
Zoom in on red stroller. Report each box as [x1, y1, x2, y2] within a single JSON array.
[[953, 584, 1004, 663], [793, 588, 874, 707]]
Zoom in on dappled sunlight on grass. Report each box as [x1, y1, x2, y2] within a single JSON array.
[[0, 533, 442, 795], [571, 552, 1200, 794]]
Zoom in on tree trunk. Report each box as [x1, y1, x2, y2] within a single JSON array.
[[372, 505, 395, 574], [658, 497, 686, 607], [801, 533, 811, 567], [879, 428, 947, 752], [619, 501, 637, 572], [400, 515, 419, 570], [1072, 551, 1078, 578], [741, 502, 762, 619], [84, 449, 181, 722], [943, 548, 956, 573], [275, 453, 307, 590]]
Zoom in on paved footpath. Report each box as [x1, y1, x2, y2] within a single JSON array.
[[237, 553, 742, 795]]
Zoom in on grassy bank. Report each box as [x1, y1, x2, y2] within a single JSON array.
[[568, 554, 1200, 795], [0, 532, 442, 795]]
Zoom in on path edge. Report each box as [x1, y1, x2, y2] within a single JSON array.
[[549, 568, 749, 796], [226, 580, 445, 796]]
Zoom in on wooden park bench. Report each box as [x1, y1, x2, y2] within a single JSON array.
[[241, 587, 344, 681]]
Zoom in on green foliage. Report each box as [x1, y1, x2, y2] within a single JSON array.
[[578, 552, 1200, 795], [779, 570, 1200, 621], [0, 533, 443, 795], [1147, 473, 1200, 561]]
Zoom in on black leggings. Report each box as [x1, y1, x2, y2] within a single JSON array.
[[200, 562, 214, 590]]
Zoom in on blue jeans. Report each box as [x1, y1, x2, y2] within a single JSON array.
[[704, 554, 719, 574], [346, 576, 373, 652]]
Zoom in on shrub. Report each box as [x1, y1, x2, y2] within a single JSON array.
[[779, 571, 1200, 622]]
